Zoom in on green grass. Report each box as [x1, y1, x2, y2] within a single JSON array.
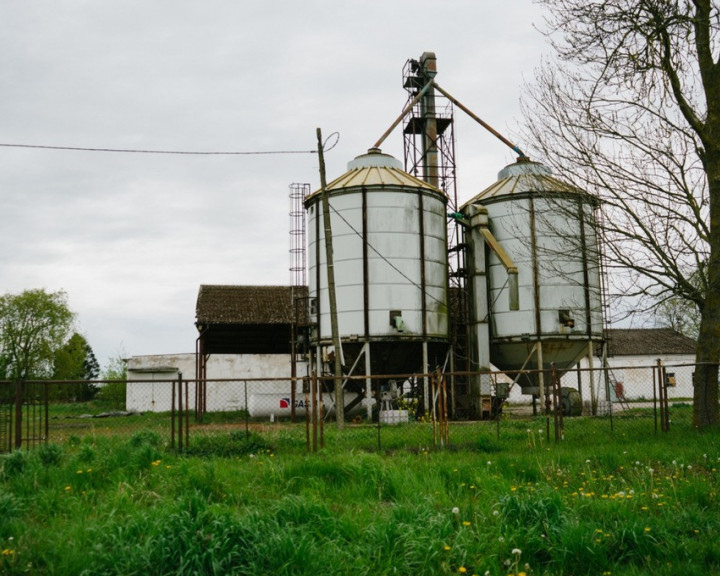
[[1, 418, 719, 575]]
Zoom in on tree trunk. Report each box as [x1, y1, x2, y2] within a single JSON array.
[[693, 154, 720, 428]]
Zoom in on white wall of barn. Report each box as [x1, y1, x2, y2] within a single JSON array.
[[126, 351, 695, 414], [572, 354, 696, 402], [126, 353, 308, 413], [495, 353, 696, 407]]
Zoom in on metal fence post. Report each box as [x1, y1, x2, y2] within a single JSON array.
[[171, 377, 176, 449], [305, 376, 310, 452], [14, 379, 22, 450], [660, 363, 670, 432], [184, 373, 189, 449], [244, 381, 250, 439], [551, 364, 560, 443], [177, 373, 183, 451], [43, 382, 49, 444], [653, 362, 659, 435], [376, 377, 381, 452], [311, 371, 318, 452]]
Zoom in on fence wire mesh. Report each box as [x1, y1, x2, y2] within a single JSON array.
[[0, 362, 707, 454]]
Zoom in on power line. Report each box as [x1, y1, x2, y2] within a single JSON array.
[[0, 143, 317, 155], [0, 133, 340, 156]]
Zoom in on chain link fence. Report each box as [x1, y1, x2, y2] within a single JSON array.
[[0, 362, 708, 454]]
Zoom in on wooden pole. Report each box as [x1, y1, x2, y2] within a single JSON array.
[[317, 128, 345, 428]]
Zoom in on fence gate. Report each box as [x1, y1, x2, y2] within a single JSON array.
[[0, 381, 49, 453]]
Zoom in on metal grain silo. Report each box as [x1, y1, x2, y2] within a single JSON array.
[[462, 158, 604, 397], [305, 148, 449, 395]]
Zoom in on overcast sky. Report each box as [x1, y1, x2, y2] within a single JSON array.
[[0, 1, 549, 368]]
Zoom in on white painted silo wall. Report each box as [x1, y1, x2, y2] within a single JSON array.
[[487, 195, 603, 339], [308, 188, 448, 340]]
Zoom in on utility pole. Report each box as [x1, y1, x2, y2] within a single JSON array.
[[316, 128, 344, 428]]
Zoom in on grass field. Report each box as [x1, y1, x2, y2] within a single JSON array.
[[1, 413, 718, 575]]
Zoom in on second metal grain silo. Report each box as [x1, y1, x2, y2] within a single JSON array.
[[305, 148, 450, 413], [462, 158, 604, 404]]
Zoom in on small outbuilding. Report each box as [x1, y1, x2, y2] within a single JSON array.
[[126, 285, 309, 413]]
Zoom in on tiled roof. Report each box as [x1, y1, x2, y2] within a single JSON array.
[[195, 285, 308, 325], [606, 328, 696, 356]]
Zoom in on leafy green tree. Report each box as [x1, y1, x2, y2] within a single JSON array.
[[521, 0, 720, 428], [97, 353, 127, 409], [0, 289, 75, 380], [52, 332, 100, 401]]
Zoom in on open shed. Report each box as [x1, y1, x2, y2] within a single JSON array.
[[195, 284, 308, 356]]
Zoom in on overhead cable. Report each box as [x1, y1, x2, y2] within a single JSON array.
[[0, 133, 341, 156], [0, 143, 317, 155]]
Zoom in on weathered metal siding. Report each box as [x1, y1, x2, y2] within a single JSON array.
[[487, 196, 603, 341], [307, 154, 448, 344]]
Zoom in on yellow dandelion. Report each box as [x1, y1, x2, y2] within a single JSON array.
[[462, 521, 471, 526], [459, 567, 467, 574], [444, 545, 451, 551]]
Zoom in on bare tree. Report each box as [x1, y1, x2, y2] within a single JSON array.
[[520, 0, 720, 427]]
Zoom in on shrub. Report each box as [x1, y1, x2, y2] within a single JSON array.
[[37, 443, 63, 467], [96, 380, 126, 409], [0, 450, 29, 479], [129, 430, 163, 449], [184, 432, 271, 457]]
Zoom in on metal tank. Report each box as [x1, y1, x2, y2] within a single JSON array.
[[462, 158, 604, 397], [305, 148, 450, 389]]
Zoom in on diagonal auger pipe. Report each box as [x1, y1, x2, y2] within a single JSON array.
[[373, 79, 435, 150], [431, 82, 526, 159], [373, 79, 526, 160]]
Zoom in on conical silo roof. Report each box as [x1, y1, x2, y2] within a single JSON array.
[[461, 158, 594, 209], [307, 148, 442, 200]]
